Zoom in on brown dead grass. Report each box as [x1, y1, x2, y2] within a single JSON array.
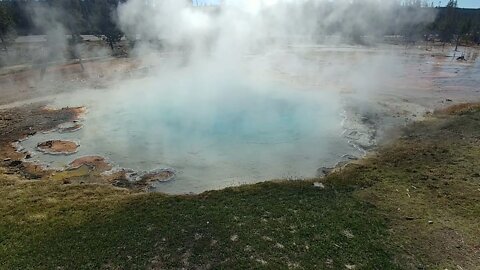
[[436, 102, 480, 115]]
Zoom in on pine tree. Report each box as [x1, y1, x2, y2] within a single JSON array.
[[0, 2, 15, 52]]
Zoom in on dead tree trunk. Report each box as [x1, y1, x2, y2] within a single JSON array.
[[454, 35, 460, 52], [40, 47, 50, 79], [0, 34, 8, 53], [70, 34, 85, 72]]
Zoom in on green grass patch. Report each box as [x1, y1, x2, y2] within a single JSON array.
[[0, 180, 397, 269]]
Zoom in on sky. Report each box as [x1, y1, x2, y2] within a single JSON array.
[[193, 0, 480, 8], [456, 0, 480, 8]]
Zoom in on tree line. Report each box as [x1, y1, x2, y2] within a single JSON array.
[[0, 0, 479, 53], [0, 0, 126, 52], [427, 0, 480, 49]]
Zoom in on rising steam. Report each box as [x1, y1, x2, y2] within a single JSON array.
[[118, 0, 436, 58]]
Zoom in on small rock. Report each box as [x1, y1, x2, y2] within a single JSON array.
[[446, 99, 453, 102], [313, 182, 325, 189], [405, 216, 415, 220], [428, 220, 433, 224], [126, 168, 176, 183], [255, 259, 267, 265], [345, 264, 356, 269], [230, 234, 238, 242], [25, 154, 32, 159], [3, 158, 11, 162], [9, 160, 22, 167], [341, 154, 359, 161], [342, 229, 355, 239], [262, 236, 273, 242]]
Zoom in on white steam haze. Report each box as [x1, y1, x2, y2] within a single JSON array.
[[16, 0, 441, 193], [118, 0, 435, 54]]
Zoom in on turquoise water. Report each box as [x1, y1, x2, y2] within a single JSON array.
[[20, 72, 355, 193], [18, 54, 370, 193]]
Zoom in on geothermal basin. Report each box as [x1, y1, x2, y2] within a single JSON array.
[[16, 46, 480, 194], [19, 71, 355, 193]]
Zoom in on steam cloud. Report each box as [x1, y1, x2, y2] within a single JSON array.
[[118, 0, 436, 59]]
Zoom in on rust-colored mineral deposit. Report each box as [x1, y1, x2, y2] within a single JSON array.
[[37, 140, 79, 155]]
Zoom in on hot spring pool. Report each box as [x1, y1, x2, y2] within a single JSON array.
[[19, 66, 362, 193]]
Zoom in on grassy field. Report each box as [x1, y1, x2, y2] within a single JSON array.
[[1, 105, 480, 269]]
